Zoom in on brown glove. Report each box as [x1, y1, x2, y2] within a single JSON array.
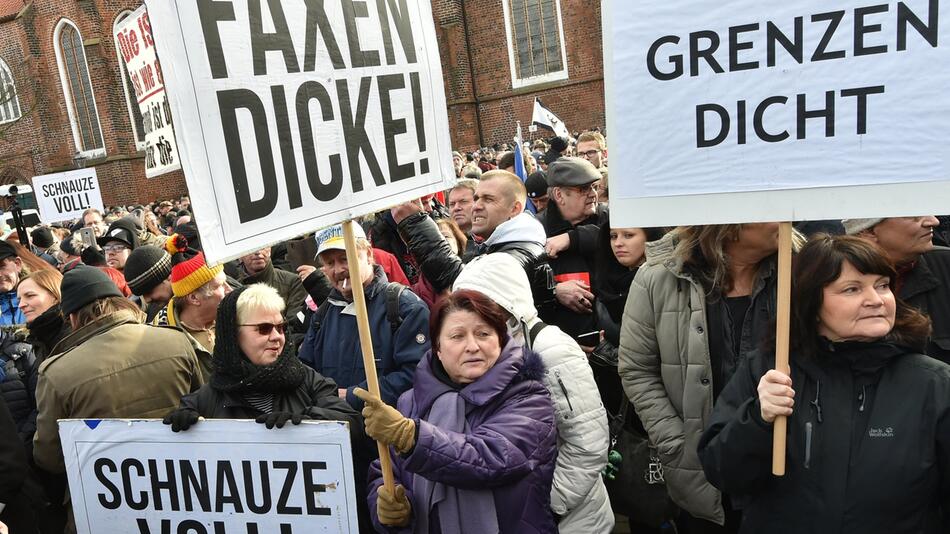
[[353, 387, 416, 454], [377, 483, 412, 527]]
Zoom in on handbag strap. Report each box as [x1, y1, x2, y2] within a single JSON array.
[[608, 394, 630, 445]]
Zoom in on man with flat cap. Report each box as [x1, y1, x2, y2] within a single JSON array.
[[535, 157, 609, 348], [844, 215, 950, 364]]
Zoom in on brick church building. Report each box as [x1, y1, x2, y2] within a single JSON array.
[[0, 0, 604, 205], [0, 0, 188, 205], [432, 0, 605, 150]]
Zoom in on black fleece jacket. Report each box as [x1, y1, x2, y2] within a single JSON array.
[[699, 341, 950, 534]]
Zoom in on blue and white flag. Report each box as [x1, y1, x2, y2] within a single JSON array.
[[513, 123, 535, 214]]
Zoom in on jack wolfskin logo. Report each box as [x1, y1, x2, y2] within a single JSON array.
[[868, 427, 895, 438]]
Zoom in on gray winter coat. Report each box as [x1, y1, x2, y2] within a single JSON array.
[[618, 233, 777, 524]]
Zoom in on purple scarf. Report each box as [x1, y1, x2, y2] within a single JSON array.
[[411, 392, 500, 534]]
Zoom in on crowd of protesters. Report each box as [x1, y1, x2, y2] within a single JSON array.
[[1, 129, 950, 534]]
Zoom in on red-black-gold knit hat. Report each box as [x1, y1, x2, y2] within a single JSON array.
[[171, 251, 223, 297]]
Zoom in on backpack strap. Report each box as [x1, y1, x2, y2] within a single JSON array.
[[385, 283, 406, 334], [312, 283, 406, 335], [528, 321, 547, 346]]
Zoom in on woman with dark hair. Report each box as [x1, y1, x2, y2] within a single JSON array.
[[356, 289, 557, 533], [698, 235, 950, 533], [619, 224, 803, 530]]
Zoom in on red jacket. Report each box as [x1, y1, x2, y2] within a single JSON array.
[[372, 248, 410, 285]]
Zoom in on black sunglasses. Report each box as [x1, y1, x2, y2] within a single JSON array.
[[239, 322, 287, 336]]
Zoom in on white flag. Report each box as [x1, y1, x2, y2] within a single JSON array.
[[531, 98, 570, 139]]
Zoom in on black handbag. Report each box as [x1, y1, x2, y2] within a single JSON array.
[[604, 395, 679, 528]]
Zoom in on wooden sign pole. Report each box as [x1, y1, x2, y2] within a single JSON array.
[[342, 220, 396, 493], [772, 222, 793, 476]]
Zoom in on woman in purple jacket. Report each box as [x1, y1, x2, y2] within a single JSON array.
[[355, 289, 558, 533]]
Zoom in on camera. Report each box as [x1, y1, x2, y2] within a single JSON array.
[[0, 184, 32, 197]]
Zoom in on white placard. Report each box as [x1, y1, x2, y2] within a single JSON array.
[[145, 0, 455, 264], [60, 419, 359, 534], [114, 6, 182, 178], [605, 0, 950, 227], [31, 168, 104, 224]]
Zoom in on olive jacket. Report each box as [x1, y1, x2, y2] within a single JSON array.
[[617, 233, 777, 524], [33, 310, 201, 472]]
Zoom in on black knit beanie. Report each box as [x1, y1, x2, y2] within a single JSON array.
[[31, 227, 55, 249], [60, 265, 123, 316], [124, 245, 172, 296], [209, 286, 307, 393]]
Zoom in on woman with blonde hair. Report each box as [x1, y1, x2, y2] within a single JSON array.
[[17, 269, 69, 362], [619, 223, 803, 531], [435, 218, 467, 258]]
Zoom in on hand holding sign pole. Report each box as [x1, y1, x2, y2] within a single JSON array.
[[772, 222, 793, 476], [342, 220, 395, 494]]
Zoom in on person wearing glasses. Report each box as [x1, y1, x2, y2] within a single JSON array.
[[575, 131, 607, 169], [164, 283, 367, 527], [535, 157, 608, 350], [163, 283, 359, 434], [97, 217, 140, 273], [152, 251, 232, 383]]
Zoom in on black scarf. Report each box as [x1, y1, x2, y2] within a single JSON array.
[[209, 286, 307, 394], [27, 304, 69, 361]]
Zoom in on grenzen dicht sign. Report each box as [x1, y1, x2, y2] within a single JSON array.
[[60, 419, 359, 534], [604, 0, 950, 227], [145, 0, 454, 264], [31, 168, 105, 224]]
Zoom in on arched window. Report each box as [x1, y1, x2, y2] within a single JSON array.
[[114, 11, 146, 150], [54, 19, 106, 157], [502, 0, 569, 89], [0, 58, 20, 124]]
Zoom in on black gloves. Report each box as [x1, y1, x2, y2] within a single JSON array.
[[164, 409, 310, 430], [163, 408, 200, 432], [255, 411, 310, 429]]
